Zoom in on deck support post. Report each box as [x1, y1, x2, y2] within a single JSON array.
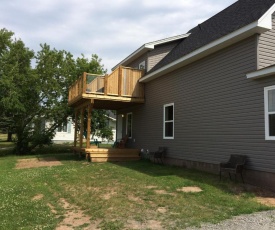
[[74, 109, 79, 149], [86, 104, 92, 149], [79, 107, 85, 149]]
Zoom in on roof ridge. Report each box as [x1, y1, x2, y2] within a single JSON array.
[[146, 0, 275, 76]]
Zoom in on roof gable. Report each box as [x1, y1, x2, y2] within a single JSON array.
[[142, 0, 275, 82], [111, 34, 189, 71]]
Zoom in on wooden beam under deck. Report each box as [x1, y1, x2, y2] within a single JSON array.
[[69, 93, 144, 110]]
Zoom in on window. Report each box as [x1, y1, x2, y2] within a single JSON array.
[[139, 61, 145, 70], [126, 113, 132, 138], [265, 86, 275, 140], [57, 121, 71, 133], [163, 103, 174, 139]]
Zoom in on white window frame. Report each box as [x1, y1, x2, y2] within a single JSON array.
[[126, 112, 133, 139], [139, 61, 145, 70], [163, 103, 174, 139], [57, 123, 68, 133], [264, 86, 275, 140]]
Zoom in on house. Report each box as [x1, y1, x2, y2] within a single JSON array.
[[69, 0, 275, 190], [51, 114, 116, 143]]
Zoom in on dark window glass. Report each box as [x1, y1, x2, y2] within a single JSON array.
[[165, 122, 173, 137], [269, 114, 275, 136], [165, 106, 173, 121]]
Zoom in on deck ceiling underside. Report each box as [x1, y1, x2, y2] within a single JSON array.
[[93, 99, 143, 110], [71, 98, 143, 110]]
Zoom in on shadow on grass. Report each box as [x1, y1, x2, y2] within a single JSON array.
[[110, 160, 275, 200], [0, 144, 81, 164]]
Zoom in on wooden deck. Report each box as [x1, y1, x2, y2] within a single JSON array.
[[68, 66, 145, 109], [72, 147, 140, 162]]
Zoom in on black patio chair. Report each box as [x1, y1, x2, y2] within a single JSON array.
[[219, 154, 246, 183], [152, 147, 167, 164]]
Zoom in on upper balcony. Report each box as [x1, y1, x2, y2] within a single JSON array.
[[68, 66, 145, 109]]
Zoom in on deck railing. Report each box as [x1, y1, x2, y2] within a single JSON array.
[[68, 66, 145, 103]]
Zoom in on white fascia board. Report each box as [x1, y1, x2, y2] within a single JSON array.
[[140, 5, 275, 83], [247, 65, 275, 79], [111, 45, 153, 71], [111, 34, 190, 71], [258, 3, 275, 29], [146, 34, 190, 47]]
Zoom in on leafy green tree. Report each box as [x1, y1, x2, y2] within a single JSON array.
[[0, 29, 76, 154], [76, 54, 107, 77], [0, 28, 113, 153]]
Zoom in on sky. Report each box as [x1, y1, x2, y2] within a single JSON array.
[[0, 0, 236, 72]]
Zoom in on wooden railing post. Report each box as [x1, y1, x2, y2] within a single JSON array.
[[104, 74, 108, 96], [83, 72, 87, 94], [118, 66, 122, 96]]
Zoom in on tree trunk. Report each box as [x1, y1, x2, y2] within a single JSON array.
[[7, 131, 12, 142]]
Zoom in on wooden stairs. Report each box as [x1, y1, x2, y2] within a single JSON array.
[[87, 148, 140, 162]]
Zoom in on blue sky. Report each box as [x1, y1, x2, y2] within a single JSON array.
[[0, 0, 236, 72]]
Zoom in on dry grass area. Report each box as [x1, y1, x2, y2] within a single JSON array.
[[16, 157, 63, 169], [1, 153, 275, 229]]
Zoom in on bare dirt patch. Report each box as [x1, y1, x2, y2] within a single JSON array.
[[157, 207, 167, 214], [126, 219, 163, 230], [101, 190, 117, 200], [256, 197, 275, 207], [47, 203, 57, 214], [177, 186, 203, 193], [231, 185, 275, 207], [32, 194, 44, 201], [154, 190, 175, 196], [16, 157, 62, 169], [128, 194, 144, 203], [253, 188, 275, 207], [145, 185, 158, 189], [56, 198, 99, 230]]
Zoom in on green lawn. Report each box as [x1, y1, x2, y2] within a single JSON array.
[[0, 133, 14, 148], [0, 146, 272, 229]]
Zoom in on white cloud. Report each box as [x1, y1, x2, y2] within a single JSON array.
[[0, 0, 236, 71]]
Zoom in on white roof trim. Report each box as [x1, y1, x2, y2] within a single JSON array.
[[103, 114, 116, 121], [140, 4, 275, 83], [247, 65, 275, 79], [111, 34, 190, 71]]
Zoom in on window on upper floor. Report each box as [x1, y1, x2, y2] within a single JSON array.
[[163, 103, 174, 139], [139, 61, 145, 70], [264, 86, 275, 140]]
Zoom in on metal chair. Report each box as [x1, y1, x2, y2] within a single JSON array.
[[219, 154, 246, 183], [152, 147, 167, 164]]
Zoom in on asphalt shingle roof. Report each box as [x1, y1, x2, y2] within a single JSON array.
[[148, 0, 275, 75]]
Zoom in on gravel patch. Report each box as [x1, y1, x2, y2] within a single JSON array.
[[186, 210, 275, 230]]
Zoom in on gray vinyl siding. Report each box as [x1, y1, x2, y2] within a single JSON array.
[[147, 41, 179, 72], [119, 35, 275, 174], [258, 13, 275, 69], [127, 53, 147, 70]]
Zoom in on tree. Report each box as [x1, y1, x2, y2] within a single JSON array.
[[0, 28, 112, 154], [0, 29, 76, 154]]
